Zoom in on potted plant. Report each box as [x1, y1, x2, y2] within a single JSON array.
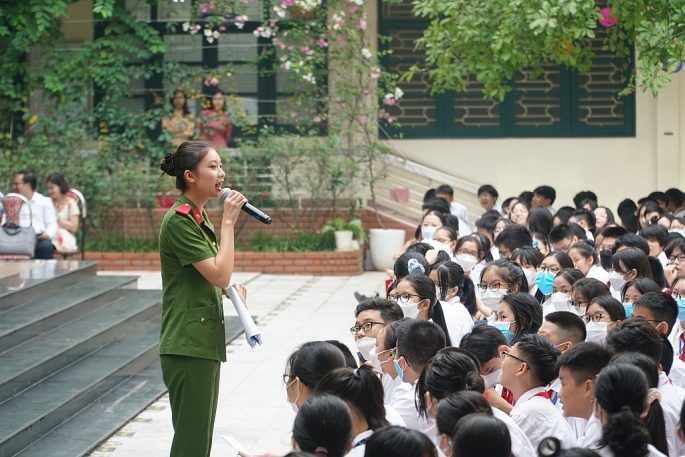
[[322, 218, 366, 252]]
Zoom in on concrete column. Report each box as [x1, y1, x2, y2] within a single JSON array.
[[657, 73, 682, 190]]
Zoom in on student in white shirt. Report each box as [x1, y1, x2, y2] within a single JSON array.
[[435, 185, 473, 236], [500, 334, 575, 450], [592, 364, 667, 457], [640, 224, 670, 267], [12, 170, 58, 259], [490, 292, 542, 346], [569, 278, 612, 319], [477, 184, 501, 215], [568, 209, 596, 241], [351, 298, 404, 365], [290, 395, 354, 457], [432, 261, 476, 339], [667, 275, 685, 362], [542, 269, 584, 318], [568, 241, 609, 285], [370, 321, 407, 404], [446, 412, 513, 457], [621, 278, 662, 318]]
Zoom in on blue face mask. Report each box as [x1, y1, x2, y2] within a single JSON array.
[[676, 298, 685, 321], [623, 303, 634, 317], [492, 321, 515, 343], [421, 226, 437, 241], [393, 359, 405, 382], [534, 271, 555, 295]]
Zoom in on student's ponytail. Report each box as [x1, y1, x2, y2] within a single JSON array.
[[403, 272, 452, 346], [430, 302, 452, 347], [601, 410, 650, 457], [460, 276, 478, 317], [292, 395, 353, 457]]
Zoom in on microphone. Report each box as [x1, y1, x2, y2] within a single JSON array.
[[220, 188, 272, 225]]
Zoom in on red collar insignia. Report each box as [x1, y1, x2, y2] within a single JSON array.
[[192, 208, 204, 224], [175, 204, 192, 215]]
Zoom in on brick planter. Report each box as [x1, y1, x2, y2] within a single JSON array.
[[82, 250, 364, 275]]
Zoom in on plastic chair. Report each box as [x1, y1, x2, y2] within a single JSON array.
[[56, 189, 87, 260]]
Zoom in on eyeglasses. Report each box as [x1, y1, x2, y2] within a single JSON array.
[[282, 373, 292, 384], [477, 283, 511, 293], [669, 254, 685, 264], [501, 350, 526, 364], [349, 321, 385, 335], [672, 292, 684, 300], [512, 209, 529, 215], [456, 249, 478, 257], [388, 293, 421, 302], [584, 312, 606, 324], [537, 265, 561, 274], [569, 300, 588, 310]]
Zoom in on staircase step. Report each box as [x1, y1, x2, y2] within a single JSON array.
[[0, 320, 161, 457], [0, 261, 98, 313], [0, 290, 161, 403], [0, 275, 139, 352]]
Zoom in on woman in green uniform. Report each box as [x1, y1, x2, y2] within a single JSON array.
[[158, 140, 247, 457]]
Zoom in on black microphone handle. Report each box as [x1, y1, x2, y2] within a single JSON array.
[[242, 202, 272, 225]]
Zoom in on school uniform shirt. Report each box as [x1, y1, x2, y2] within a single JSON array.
[[586, 265, 609, 284], [450, 201, 473, 236], [658, 372, 685, 457], [490, 245, 501, 261], [509, 386, 576, 450], [576, 414, 602, 449], [346, 430, 373, 457], [389, 382, 436, 438], [441, 298, 474, 346], [471, 261, 486, 284], [491, 408, 537, 457], [595, 444, 666, 457], [380, 372, 403, 405], [385, 404, 406, 427], [669, 356, 685, 389], [659, 251, 669, 267], [668, 321, 685, 362]]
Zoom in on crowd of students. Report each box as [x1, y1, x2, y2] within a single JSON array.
[[256, 184, 685, 457]]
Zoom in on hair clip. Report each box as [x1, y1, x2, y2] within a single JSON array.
[[164, 152, 176, 175], [407, 258, 425, 274], [353, 368, 361, 379], [532, 241, 539, 249], [315, 447, 328, 454]]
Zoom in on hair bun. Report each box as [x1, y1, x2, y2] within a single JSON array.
[[160, 152, 176, 176]]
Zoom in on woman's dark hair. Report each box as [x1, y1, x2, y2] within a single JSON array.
[[316, 365, 389, 431], [285, 341, 347, 389], [501, 197, 517, 214], [611, 248, 653, 281], [588, 295, 626, 322], [556, 268, 585, 287], [455, 235, 485, 262], [292, 395, 353, 457], [470, 233, 494, 262], [394, 252, 431, 279], [568, 241, 598, 265], [414, 210, 448, 241], [435, 261, 478, 317], [594, 364, 652, 457], [451, 413, 512, 457], [364, 426, 435, 457], [532, 232, 551, 254], [209, 88, 226, 112], [435, 391, 491, 436], [543, 251, 575, 270], [400, 272, 452, 346], [436, 226, 458, 245], [170, 89, 190, 116], [160, 140, 214, 191], [610, 353, 668, 455], [416, 348, 484, 418], [621, 278, 662, 303], [554, 206, 576, 225], [671, 273, 685, 290], [595, 206, 616, 226], [618, 199, 639, 234], [511, 246, 544, 269], [570, 278, 611, 303], [500, 292, 543, 345], [382, 318, 411, 352], [325, 340, 358, 368], [459, 325, 508, 364], [537, 438, 602, 457], [444, 214, 461, 232], [46, 173, 70, 194], [430, 251, 451, 270], [528, 207, 554, 237], [480, 258, 529, 294]]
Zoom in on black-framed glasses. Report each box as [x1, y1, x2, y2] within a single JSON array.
[[584, 312, 606, 324], [672, 291, 684, 300], [388, 293, 421, 302], [282, 374, 292, 384], [569, 300, 588, 310], [477, 283, 511, 293], [349, 321, 385, 335], [669, 254, 685, 264], [501, 350, 526, 364], [537, 265, 561, 274]]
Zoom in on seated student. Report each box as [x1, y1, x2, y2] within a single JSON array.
[[371, 319, 410, 404], [641, 224, 670, 267], [538, 311, 587, 353], [668, 275, 685, 361], [569, 278, 611, 318], [556, 342, 613, 448], [435, 185, 472, 236], [622, 278, 662, 317], [449, 413, 512, 457], [417, 350, 535, 457], [665, 238, 685, 285], [489, 292, 542, 345], [477, 259, 529, 313], [528, 208, 554, 241], [478, 184, 501, 215], [574, 190, 598, 211], [568, 241, 609, 284], [500, 334, 575, 449], [432, 261, 478, 329], [291, 395, 353, 457], [416, 210, 448, 243], [593, 206, 615, 232], [605, 318, 683, 457], [363, 426, 435, 457], [327, 340, 359, 368], [537, 252, 575, 307], [510, 247, 544, 301], [549, 225, 579, 253], [432, 226, 458, 260], [510, 201, 530, 226], [474, 213, 501, 250], [592, 364, 667, 457], [390, 319, 446, 437], [453, 235, 485, 278], [501, 197, 518, 219], [609, 248, 655, 301], [532, 185, 557, 216], [569, 209, 597, 241], [554, 206, 576, 226], [352, 298, 403, 363], [583, 295, 626, 344], [546, 268, 585, 316], [595, 225, 628, 269], [494, 225, 533, 260]]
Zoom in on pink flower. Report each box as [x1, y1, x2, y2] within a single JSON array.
[[388, 117, 394, 123], [209, 1, 216, 9], [390, 141, 396, 147], [212, 30, 220, 39], [282, 0, 295, 6], [309, 38, 314, 44], [363, 89, 370, 94], [219, 25, 226, 31], [384, 98, 396, 105], [204, 79, 210, 87], [290, 112, 297, 118], [278, 42, 286, 50], [199, 3, 208, 13], [370, 67, 381, 79], [210, 77, 219, 86], [359, 116, 367, 125], [300, 46, 310, 52], [317, 39, 328, 47], [269, 21, 276, 27], [349, 5, 358, 12], [357, 17, 366, 30], [338, 36, 345, 44], [287, 45, 295, 51]]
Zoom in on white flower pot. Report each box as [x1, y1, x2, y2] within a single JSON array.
[[334, 230, 354, 252], [369, 228, 406, 271]]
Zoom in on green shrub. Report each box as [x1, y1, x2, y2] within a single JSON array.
[[86, 235, 159, 252], [244, 231, 335, 252]]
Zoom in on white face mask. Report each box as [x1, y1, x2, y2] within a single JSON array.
[[480, 289, 506, 310], [482, 368, 502, 388], [608, 271, 627, 294], [523, 268, 536, 287], [585, 321, 609, 344], [286, 379, 301, 412], [398, 297, 421, 319], [355, 337, 376, 362], [454, 254, 478, 272], [368, 347, 387, 373], [550, 292, 571, 312], [440, 243, 453, 255]]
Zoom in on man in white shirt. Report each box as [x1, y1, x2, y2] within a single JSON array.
[[639, 225, 670, 267], [532, 185, 557, 217], [12, 171, 58, 259], [435, 185, 473, 236], [500, 334, 575, 450], [477, 184, 502, 215]]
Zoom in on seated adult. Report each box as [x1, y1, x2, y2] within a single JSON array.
[[46, 173, 80, 252], [11, 170, 58, 259]]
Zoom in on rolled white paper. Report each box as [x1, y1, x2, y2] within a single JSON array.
[[227, 286, 263, 348]]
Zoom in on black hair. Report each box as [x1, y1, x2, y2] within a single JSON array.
[[613, 234, 649, 256], [661, 334, 674, 376], [434, 261, 478, 317], [598, 225, 628, 242], [363, 426, 435, 457], [451, 413, 512, 457], [611, 248, 653, 281], [588, 295, 626, 322], [16, 170, 37, 191], [208, 87, 226, 112], [285, 341, 347, 388], [556, 267, 585, 287], [416, 347, 484, 417], [415, 210, 449, 241], [666, 188, 685, 208], [474, 213, 501, 237], [633, 291, 678, 333], [470, 233, 494, 262], [511, 247, 544, 271], [381, 318, 411, 352], [292, 395, 353, 457], [459, 325, 508, 364], [423, 189, 436, 203], [430, 250, 452, 270], [422, 198, 450, 215], [354, 298, 404, 322], [610, 353, 669, 456], [435, 184, 454, 197], [534, 185, 556, 205], [538, 441, 602, 457], [405, 242, 434, 257], [556, 342, 612, 386], [568, 224, 588, 242], [621, 278, 662, 302], [617, 199, 639, 234], [315, 365, 390, 431], [570, 278, 610, 304], [594, 206, 616, 226], [516, 334, 561, 386], [399, 272, 452, 346], [518, 191, 534, 205], [435, 226, 458, 247], [605, 317, 663, 363], [500, 292, 543, 345], [394, 252, 431, 280], [665, 237, 685, 258], [528, 207, 554, 236], [46, 173, 70, 194], [543, 251, 575, 270], [640, 224, 669, 248], [284, 453, 319, 457], [477, 184, 498, 199], [549, 224, 574, 245], [532, 232, 551, 254], [501, 197, 517, 214], [443, 213, 460, 232], [554, 206, 576, 225], [325, 340, 358, 369], [573, 191, 598, 208], [571, 209, 596, 232], [568, 241, 598, 265], [544, 311, 587, 345], [435, 392, 492, 437], [672, 273, 685, 289], [170, 89, 191, 116], [594, 364, 652, 457], [395, 319, 446, 374], [455, 235, 485, 262], [160, 140, 214, 191], [480, 258, 529, 294]]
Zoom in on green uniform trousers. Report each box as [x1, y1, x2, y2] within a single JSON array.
[[161, 354, 221, 457]]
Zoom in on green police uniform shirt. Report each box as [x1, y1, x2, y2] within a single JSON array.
[[159, 194, 226, 362]]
